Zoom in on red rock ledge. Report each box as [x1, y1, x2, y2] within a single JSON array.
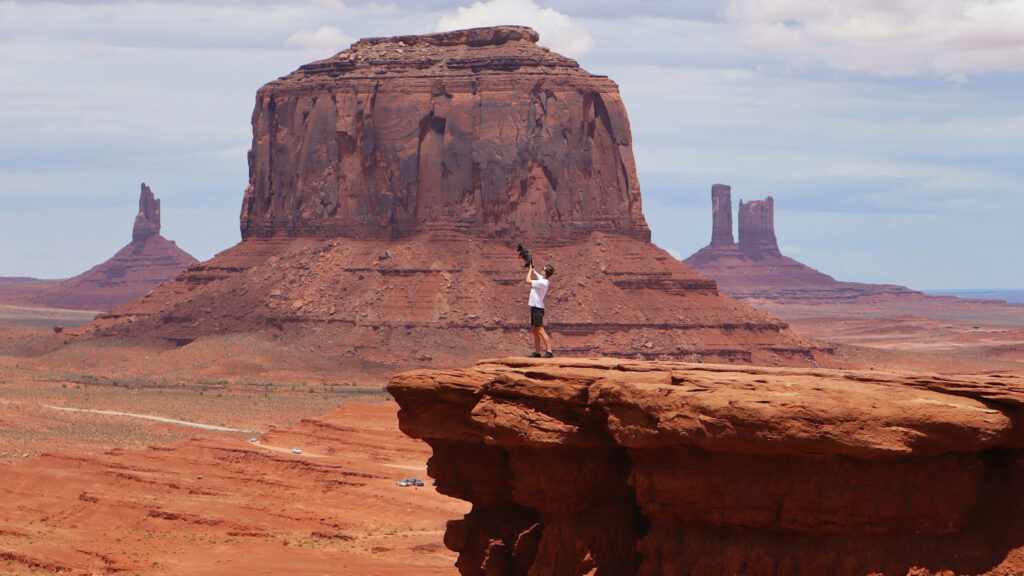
[[387, 357, 1024, 576]]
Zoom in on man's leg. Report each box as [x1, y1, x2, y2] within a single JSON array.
[[538, 327, 551, 353], [532, 326, 542, 353]]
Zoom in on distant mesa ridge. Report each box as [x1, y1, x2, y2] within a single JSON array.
[[685, 184, 915, 301], [48, 182, 198, 311], [0, 183, 197, 312]]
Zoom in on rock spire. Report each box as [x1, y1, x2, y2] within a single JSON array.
[[710, 183, 734, 246], [737, 195, 780, 256], [0, 183, 198, 311], [684, 184, 916, 301], [696, 183, 782, 256], [132, 183, 161, 242]]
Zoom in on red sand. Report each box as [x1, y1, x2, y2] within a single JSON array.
[[0, 394, 467, 575]]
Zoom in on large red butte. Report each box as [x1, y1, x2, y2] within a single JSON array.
[[242, 26, 649, 245], [87, 27, 832, 373]]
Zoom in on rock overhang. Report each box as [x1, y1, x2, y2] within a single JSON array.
[[390, 357, 1022, 458], [387, 357, 1024, 575]]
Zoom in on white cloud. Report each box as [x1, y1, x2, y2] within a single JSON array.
[[286, 26, 352, 59], [726, 0, 1024, 78], [665, 247, 682, 259], [367, 2, 400, 14], [311, 0, 348, 9], [436, 0, 594, 58]]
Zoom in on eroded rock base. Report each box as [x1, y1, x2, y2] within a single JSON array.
[[388, 358, 1024, 575]]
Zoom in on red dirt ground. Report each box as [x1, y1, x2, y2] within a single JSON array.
[[0, 368, 468, 575], [746, 294, 1024, 374]]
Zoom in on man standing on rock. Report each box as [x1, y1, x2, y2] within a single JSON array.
[[527, 263, 555, 358]]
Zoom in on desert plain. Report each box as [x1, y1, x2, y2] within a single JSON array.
[[0, 321, 469, 575]]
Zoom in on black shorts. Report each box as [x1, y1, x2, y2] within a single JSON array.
[[530, 306, 545, 327]]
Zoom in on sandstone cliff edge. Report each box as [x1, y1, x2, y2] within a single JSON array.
[[389, 358, 1024, 576]]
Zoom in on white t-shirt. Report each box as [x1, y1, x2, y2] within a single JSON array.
[[529, 277, 549, 308]]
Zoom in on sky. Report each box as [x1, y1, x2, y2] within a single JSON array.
[[1, 0, 1022, 290]]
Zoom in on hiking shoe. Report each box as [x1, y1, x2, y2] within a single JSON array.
[[543, 351, 554, 358], [529, 352, 542, 358]]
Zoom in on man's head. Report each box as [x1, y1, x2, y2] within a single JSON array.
[[543, 264, 555, 278]]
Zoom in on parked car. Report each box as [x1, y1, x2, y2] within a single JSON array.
[[396, 478, 424, 487]]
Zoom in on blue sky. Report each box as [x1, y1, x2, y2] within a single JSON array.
[[1, 0, 1022, 289]]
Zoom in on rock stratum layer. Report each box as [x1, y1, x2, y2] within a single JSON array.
[[88, 231, 830, 373], [0, 184, 197, 311], [388, 357, 1024, 576], [241, 25, 648, 244]]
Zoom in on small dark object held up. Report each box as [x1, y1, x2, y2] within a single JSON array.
[[516, 243, 533, 268]]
